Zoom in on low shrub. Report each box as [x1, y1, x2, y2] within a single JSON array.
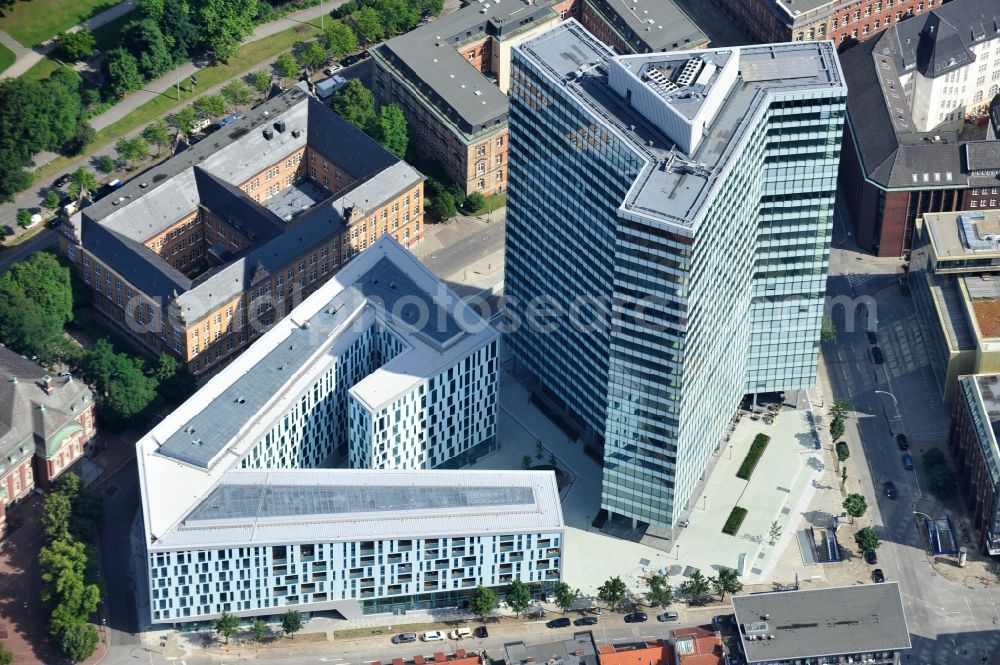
[[722, 506, 748, 535], [736, 433, 770, 480], [836, 441, 850, 462]]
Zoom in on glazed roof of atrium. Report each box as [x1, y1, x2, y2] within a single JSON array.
[[516, 21, 845, 233], [73, 88, 423, 324], [137, 237, 501, 546], [970, 375, 1000, 481]]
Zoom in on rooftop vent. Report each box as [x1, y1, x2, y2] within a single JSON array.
[[263, 128, 274, 140], [274, 120, 286, 133], [292, 129, 301, 138]]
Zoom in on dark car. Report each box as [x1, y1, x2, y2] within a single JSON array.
[[656, 612, 679, 622], [392, 633, 417, 644], [872, 568, 885, 583], [884, 481, 897, 499], [902, 453, 914, 470], [864, 549, 878, 565], [53, 173, 70, 188], [870, 346, 884, 364], [574, 616, 598, 626], [896, 433, 909, 450], [546, 618, 571, 629], [341, 54, 361, 67], [624, 612, 647, 623], [474, 626, 488, 639], [46, 217, 62, 229], [866, 330, 877, 344]]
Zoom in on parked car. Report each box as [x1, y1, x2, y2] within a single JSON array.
[[884, 481, 897, 499], [53, 173, 70, 188], [864, 550, 878, 565], [902, 453, 914, 470], [474, 626, 489, 638], [392, 633, 417, 644], [656, 612, 679, 622], [421, 631, 445, 642], [866, 330, 877, 344], [341, 54, 361, 67], [872, 568, 885, 583], [624, 612, 648, 623], [574, 616, 598, 626], [870, 346, 884, 364], [324, 64, 344, 76], [896, 433, 909, 450], [546, 618, 571, 629], [448, 628, 472, 640]]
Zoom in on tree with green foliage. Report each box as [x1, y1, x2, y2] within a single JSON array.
[[39, 538, 100, 626], [56, 29, 96, 61], [469, 585, 498, 622], [643, 573, 673, 608], [60, 622, 100, 662], [281, 609, 303, 636], [42, 492, 73, 542], [521, 455, 532, 470], [124, 18, 174, 79], [351, 6, 384, 43], [142, 119, 173, 156], [44, 190, 62, 209], [553, 581, 580, 613], [374, 103, 408, 158], [854, 526, 881, 553], [221, 80, 253, 111], [105, 48, 145, 97], [375, 0, 420, 34], [69, 167, 98, 202], [274, 51, 300, 82], [79, 339, 158, 423], [94, 155, 116, 176], [153, 353, 196, 402], [323, 20, 358, 59], [215, 611, 240, 644], [159, 0, 200, 59], [298, 40, 328, 72], [116, 136, 150, 169], [598, 576, 628, 612], [253, 618, 268, 642], [710, 567, 742, 601], [199, 0, 261, 60], [0, 251, 73, 362], [843, 493, 867, 523], [194, 94, 226, 119], [16, 208, 32, 228], [830, 415, 845, 442], [0, 641, 13, 665], [331, 79, 376, 130], [248, 70, 272, 99], [820, 316, 836, 342], [171, 106, 199, 137], [679, 570, 711, 605], [431, 190, 457, 220], [505, 579, 532, 617], [463, 191, 485, 214], [928, 465, 957, 498], [830, 400, 852, 419], [768, 520, 782, 545]]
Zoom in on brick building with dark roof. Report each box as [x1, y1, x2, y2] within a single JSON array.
[[0, 346, 96, 539], [838, 0, 1000, 256], [60, 87, 425, 377]]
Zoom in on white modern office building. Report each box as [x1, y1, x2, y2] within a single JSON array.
[[138, 237, 564, 624], [504, 21, 846, 531]]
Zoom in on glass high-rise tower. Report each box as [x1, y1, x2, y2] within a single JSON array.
[[504, 20, 846, 530]]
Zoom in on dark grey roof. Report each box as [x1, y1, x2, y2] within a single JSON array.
[[965, 141, 1000, 171], [732, 585, 910, 663], [915, 12, 974, 79], [157, 254, 466, 469], [841, 0, 1000, 190], [185, 484, 533, 523], [305, 97, 398, 174], [585, 0, 708, 52], [192, 167, 284, 243], [0, 346, 93, 467], [82, 215, 191, 297], [505, 633, 599, 665]]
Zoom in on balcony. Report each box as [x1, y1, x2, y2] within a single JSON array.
[[508, 554, 524, 562]]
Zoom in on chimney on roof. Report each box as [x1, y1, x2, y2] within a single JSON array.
[[41, 374, 53, 394]]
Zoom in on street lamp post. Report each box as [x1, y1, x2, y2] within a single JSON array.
[[874, 390, 902, 421]]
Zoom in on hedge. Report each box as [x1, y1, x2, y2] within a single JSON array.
[[736, 433, 771, 480], [722, 506, 748, 535]]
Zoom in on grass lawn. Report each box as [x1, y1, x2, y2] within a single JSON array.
[[19, 56, 65, 82], [0, 0, 120, 47], [0, 41, 14, 74], [30, 24, 320, 186]]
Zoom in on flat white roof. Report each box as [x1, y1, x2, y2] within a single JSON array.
[[137, 237, 506, 549]]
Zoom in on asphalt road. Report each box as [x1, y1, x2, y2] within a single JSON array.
[[0, 227, 59, 273], [823, 237, 1000, 661]]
